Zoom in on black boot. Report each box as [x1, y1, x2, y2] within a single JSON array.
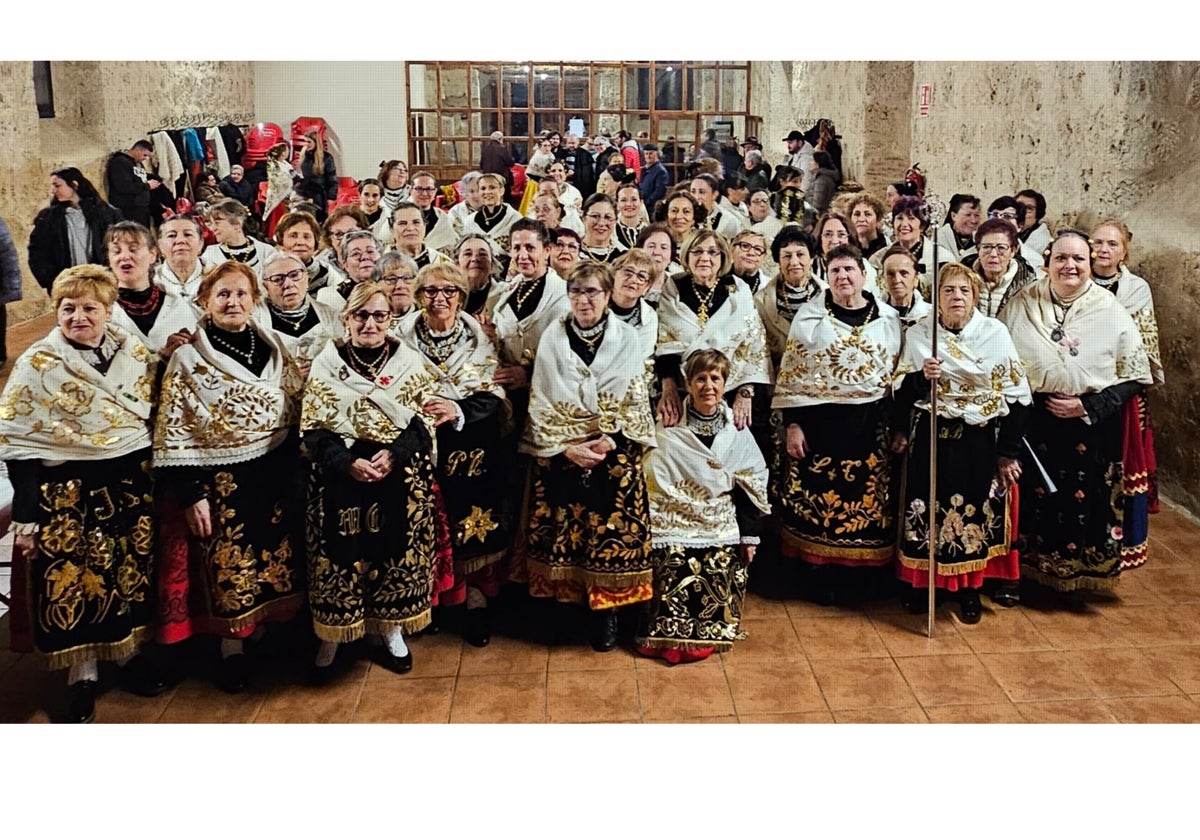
[[591, 609, 619, 652], [464, 607, 492, 648], [117, 654, 169, 697], [218, 654, 251, 694], [61, 680, 97, 724], [959, 588, 982, 624]]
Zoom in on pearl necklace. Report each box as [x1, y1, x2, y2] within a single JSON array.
[[209, 325, 258, 365]]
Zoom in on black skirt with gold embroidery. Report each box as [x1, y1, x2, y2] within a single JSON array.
[[524, 435, 654, 596], [306, 439, 438, 641], [775, 400, 897, 567], [192, 437, 304, 634], [26, 449, 156, 670], [636, 544, 748, 653], [435, 410, 511, 577]]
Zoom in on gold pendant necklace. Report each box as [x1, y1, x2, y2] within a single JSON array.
[[695, 279, 720, 326]]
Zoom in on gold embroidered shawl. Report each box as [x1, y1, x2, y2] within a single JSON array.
[[0, 325, 158, 461], [393, 311, 507, 404], [520, 315, 656, 458], [1111, 266, 1163, 386], [645, 402, 770, 549], [300, 338, 435, 448], [772, 293, 902, 409], [893, 312, 1032, 425], [489, 270, 571, 367], [153, 319, 302, 467], [1000, 279, 1152, 395], [656, 275, 772, 391]]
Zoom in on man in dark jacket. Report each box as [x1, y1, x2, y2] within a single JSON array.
[[480, 131, 515, 203], [0, 214, 22, 364], [639, 143, 669, 211], [564, 134, 596, 198], [105, 140, 160, 226], [218, 165, 256, 207]]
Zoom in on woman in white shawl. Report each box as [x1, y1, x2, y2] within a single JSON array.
[[0, 266, 164, 722], [771, 244, 902, 605], [878, 243, 932, 330], [393, 263, 510, 648], [1091, 219, 1164, 571], [153, 262, 305, 693], [105, 221, 197, 359], [753, 225, 825, 369], [655, 229, 771, 434], [890, 263, 1032, 623], [301, 282, 438, 681], [636, 349, 770, 664], [1000, 230, 1153, 601], [518, 261, 657, 653], [458, 173, 524, 264], [260, 252, 342, 374]]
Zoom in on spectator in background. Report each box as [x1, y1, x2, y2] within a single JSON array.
[[480, 131, 515, 203], [808, 151, 839, 215], [1015, 188, 1052, 254], [640, 143, 669, 210], [719, 137, 743, 180], [297, 129, 338, 209], [742, 148, 772, 195], [105, 139, 161, 227], [219, 164, 255, 207], [617, 130, 642, 182], [779, 130, 815, 195], [28, 167, 123, 292]]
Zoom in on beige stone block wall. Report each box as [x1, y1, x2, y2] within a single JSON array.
[[0, 61, 254, 324]]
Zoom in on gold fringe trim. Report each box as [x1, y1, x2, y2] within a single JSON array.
[[312, 620, 367, 645], [207, 593, 305, 635], [1020, 565, 1120, 593], [780, 527, 895, 561], [456, 550, 505, 577], [313, 609, 433, 643], [635, 637, 734, 653], [365, 610, 431, 637], [898, 542, 1009, 576], [526, 558, 653, 590], [41, 626, 154, 671]]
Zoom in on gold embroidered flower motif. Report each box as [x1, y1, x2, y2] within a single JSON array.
[[825, 335, 878, 384], [52, 381, 95, 417], [460, 506, 499, 543], [0, 384, 35, 420]]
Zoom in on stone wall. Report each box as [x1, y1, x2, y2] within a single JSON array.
[[0, 61, 254, 323]]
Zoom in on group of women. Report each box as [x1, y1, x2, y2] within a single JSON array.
[[4, 162, 1163, 722]]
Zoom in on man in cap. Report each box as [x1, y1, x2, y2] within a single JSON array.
[[639, 143, 669, 209], [779, 129, 815, 195]]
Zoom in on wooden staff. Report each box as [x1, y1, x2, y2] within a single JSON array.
[[926, 227, 940, 638]]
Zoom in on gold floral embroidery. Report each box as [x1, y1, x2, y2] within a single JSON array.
[[460, 505, 498, 543]]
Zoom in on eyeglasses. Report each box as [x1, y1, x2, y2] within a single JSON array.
[[617, 267, 651, 284], [412, 184, 438, 192], [420, 286, 461, 299], [734, 243, 766, 256], [567, 287, 606, 299], [553, 242, 580, 253], [379, 273, 416, 285], [585, 214, 616, 223], [264, 268, 307, 286], [329, 230, 357, 241], [346, 248, 380, 260], [820, 231, 848, 240], [350, 310, 390, 324], [978, 243, 1012, 254], [988, 211, 1019, 221], [691, 248, 723, 258]]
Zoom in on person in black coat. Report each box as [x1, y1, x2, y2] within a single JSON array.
[[296, 130, 339, 208], [28, 167, 123, 291], [218, 164, 256, 207], [104, 140, 161, 227]]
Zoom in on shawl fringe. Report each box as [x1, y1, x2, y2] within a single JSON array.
[[41, 626, 154, 671]]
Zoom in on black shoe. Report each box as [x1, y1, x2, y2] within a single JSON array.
[[417, 607, 442, 636], [311, 662, 337, 686], [117, 655, 169, 697], [990, 583, 1020, 608], [376, 649, 413, 675], [464, 607, 492, 648], [959, 590, 982, 625], [61, 680, 97, 724], [218, 653, 250, 694], [901, 589, 927, 614], [591, 609, 619, 652]]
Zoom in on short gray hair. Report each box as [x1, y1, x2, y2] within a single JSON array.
[[263, 252, 305, 275], [377, 251, 418, 277], [746, 149, 763, 165], [490, 131, 504, 142], [341, 230, 380, 255]]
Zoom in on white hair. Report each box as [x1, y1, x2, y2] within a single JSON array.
[[490, 131, 504, 142]]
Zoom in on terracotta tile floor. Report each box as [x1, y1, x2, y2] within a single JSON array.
[[1, 310, 1198, 723], [2, 506, 1197, 724]]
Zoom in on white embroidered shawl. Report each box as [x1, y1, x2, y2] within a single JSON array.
[[393, 311, 506, 404], [656, 275, 772, 391], [268, 298, 344, 366], [893, 312, 1032, 425], [520, 315, 656, 458], [300, 338, 435, 447], [490, 270, 571, 368], [1108, 266, 1163, 386], [772, 292, 902, 409], [645, 402, 770, 549], [110, 288, 200, 354], [753, 274, 826, 365], [458, 205, 525, 257], [156, 262, 204, 312], [0, 325, 158, 462], [153, 319, 302, 467], [1000, 279, 1152, 395]]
